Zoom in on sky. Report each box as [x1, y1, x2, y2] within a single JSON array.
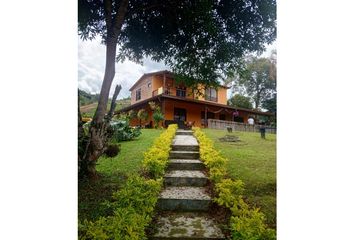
[[78, 37, 276, 99]]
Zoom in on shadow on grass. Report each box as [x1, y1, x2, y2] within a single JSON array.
[[78, 171, 128, 222]]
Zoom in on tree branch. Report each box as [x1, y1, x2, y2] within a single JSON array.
[[104, 0, 113, 31], [108, 84, 122, 119], [112, 0, 129, 38]]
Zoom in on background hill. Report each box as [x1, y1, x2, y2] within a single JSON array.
[[79, 89, 131, 117]]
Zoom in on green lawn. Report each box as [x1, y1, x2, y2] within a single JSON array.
[[202, 128, 276, 228], [78, 129, 164, 222]]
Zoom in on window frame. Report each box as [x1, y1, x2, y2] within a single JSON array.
[[135, 88, 141, 101], [205, 87, 218, 102]]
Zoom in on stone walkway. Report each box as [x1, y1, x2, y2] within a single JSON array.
[[150, 130, 225, 239]]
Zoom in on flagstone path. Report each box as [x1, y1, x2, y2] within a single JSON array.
[[149, 129, 225, 239]]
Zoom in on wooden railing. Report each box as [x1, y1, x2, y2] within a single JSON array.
[[207, 119, 276, 134]]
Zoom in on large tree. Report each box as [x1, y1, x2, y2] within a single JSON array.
[[262, 94, 276, 113], [232, 56, 276, 109], [228, 94, 253, 109], [78, 0, 276, 178]]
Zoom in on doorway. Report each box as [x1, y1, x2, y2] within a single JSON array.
[[174, 108, 187, 128]]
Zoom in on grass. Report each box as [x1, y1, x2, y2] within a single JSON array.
[[78, 129, 164, 222], [202, 128, 276, 228]]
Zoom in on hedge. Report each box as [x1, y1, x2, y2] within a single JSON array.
[[193, 127, 276, 240], [79, 124, 178, 240]]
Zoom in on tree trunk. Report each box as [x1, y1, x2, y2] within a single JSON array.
[[81, 83, 121, 178], [79, 0, 129, 179]]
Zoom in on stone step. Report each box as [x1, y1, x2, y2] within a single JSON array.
[[168, 159, 205, 171], [172, 144, 199, 151], [164, 170, 208, 187], [172, 135, 199, 152], [150, 212, 225, 240], [176, 130, 194, 135], [170, 151, 200, 160], [157, 187, 211, 212]]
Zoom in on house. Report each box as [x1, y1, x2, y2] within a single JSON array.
[[118, 70, 273, 128]]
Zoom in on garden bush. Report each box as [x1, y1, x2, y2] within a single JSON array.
[[193, 127, 275, 240], [79, 124, 178, 240], [142, 124, 178, 178], [79, 176, 162, 240], [110, 119, 141, 142]]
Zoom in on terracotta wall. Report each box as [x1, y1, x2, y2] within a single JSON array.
[[127, 99, 266, 127], [193, 85, 228, 105], [130, 76, 153, 105], [217, 88, 227, 105], [163, 100, 234, 127], [130, 74, 228, 105]]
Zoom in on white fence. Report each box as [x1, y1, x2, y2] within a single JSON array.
[[207, 119, 276, 134]]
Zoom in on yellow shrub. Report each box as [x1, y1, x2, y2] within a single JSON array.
[[192, 127, 275, 239], [142, 124, 177, 179]]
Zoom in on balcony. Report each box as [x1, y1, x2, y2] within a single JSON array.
[[205, 96, 218, 102], [152, 87, 217, 102]]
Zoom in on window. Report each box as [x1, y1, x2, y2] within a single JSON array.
[[135, 88, 141, 101], [201, 111, 215, 120], [219, 114, 226, 120], [147, 81, 152, 88], [176, 88, 186, 97], [201, 111, 215, 125], [205, 88, 217, 102]]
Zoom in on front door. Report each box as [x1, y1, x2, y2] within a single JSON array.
[[174, 108, 187, 128]]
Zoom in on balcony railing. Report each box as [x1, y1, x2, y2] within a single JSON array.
[[205, 96, 218, 102], [152, 87, 218, 103]]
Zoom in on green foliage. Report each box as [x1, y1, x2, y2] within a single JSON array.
[[193, 128, 227, 183], [149, 101, 165, 128], [79, 89, 100, 106], [228, 94, 253, 109], [79, 129, 164, 222], [233, 57, 277, 109], [142, 124, 178, 178], [262, 94, 277, 113], [193, 127, 275, 239], [152, 111, 164, 128], [203, 129, 276, 227], [79, 176, 162, 240], [215, 179, 245, 208], [137, 109, 149, 125], [110, 119, 141, 142], [110, 175, 162, 214], [79, 126, 178, 239], [128, 110, 137, 120], [79, 0, 276, 88], [230, 199, 276, 240]]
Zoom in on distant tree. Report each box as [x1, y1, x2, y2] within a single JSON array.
[[78, 0, 276, 178], [228, 94, 253, 109], [233, 57, 276, 109], [262, 94, 276, 113]]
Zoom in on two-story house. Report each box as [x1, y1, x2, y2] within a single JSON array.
[[118, 70, 273, 128]]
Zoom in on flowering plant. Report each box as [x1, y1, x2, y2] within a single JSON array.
[[233, 111, 239, 117]]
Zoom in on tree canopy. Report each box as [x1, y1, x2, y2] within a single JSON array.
[[228, 94, 253, 109], [232, 56, 276, 109], [262, 94, 276, 113], [78, 0, 276, 178], [79, 0, 276, 88]]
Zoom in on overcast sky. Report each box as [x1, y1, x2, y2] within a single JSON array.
[[78, 37, 276, 99]]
